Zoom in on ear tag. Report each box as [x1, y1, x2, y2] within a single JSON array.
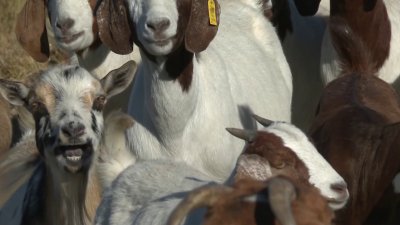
[[208, 0, 218, 26]]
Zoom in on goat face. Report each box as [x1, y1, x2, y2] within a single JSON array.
[[48, 0, 97, 51], [228, 118, 349, 210], [0, 61, 136, 173], [96, 0, 220, 55]]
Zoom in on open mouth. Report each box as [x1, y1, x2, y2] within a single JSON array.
[[56, 31, 84, 44], [57, 142, 93, 172]]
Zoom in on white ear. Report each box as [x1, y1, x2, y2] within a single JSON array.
[[101, 61, 137, 98], [0, 79, 30, 106], [235, 154, 272, 181]]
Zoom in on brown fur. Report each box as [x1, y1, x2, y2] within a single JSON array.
[[236, 130, 310, 186], [0, 95, 12, 157], [309, 21, 400, 225], [170, 177, 333, 225], [15, 0, 50, 62], [330, 0, 391, 71]]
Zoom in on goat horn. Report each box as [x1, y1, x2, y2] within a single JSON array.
[[268, 177, 297, 225], [166, 185, 233, 225], [226, 128, 257, 142], [253, 114, 274, 127]]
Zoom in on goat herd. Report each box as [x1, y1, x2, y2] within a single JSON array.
[[0, 0, 399, 224]]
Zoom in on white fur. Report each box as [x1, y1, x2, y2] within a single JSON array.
[[48, 0, 94, 51], [124, 0, 292, 183], [263, 122, 349, 210], [95, 160, 211, 225], [320, 0, 400, 86]]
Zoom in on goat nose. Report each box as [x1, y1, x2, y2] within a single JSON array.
[[330, 181, 348, 197], [61, 122, 85, 138], [56, 18, 75, 32], [146, 18, 170, 33]]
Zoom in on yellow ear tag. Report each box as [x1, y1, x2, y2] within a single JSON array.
[[208, 0, 218, 26]]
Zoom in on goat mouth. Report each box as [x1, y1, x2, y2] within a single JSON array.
[[56, 31, 84, 44], [144, 37, 172, 47], [327, 198, 348, 210], [57, 142, 93, 172]]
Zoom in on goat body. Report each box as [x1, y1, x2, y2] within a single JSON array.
[[118, 0, 292, 182], [310, 20, 400, 225]]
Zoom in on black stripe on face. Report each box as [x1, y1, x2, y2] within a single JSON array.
[[91, 111, 99, 134]]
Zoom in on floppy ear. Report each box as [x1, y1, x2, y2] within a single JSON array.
[[96, 0, 133, 55], [101, 61, 137, 98], [293, 0, 321, 16], [15, 0, 49, 62], [185, 0, 220, 53], [0, 79, 30, 106]]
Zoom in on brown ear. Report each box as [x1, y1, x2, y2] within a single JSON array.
[[293, 0, 321, 16], [15, 0, 49, 62], [185, 0, 220, 53], [96, 0, 133, 55]]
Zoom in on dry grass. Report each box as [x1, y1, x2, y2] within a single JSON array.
[[0, 0, 66, 81]]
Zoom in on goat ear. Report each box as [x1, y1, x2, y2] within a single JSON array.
[[185, 0, 220, 53], [15, 0, 49, 62], [293, 0, 321, 16], [0, 80, 30, 106], [96, 0, 134, 55], [235, 154, 272, 182], [101, 61, 137, 98]]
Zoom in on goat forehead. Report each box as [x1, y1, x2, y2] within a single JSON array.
[[40, 66, 99, 93]]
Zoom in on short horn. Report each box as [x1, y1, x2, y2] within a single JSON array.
[[166, 185, 233, 225], [268, 177, 297, 225], [226, 128, 257, 142], [253, 114, 274, 127]]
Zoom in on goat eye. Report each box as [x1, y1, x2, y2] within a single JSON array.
[[30, 102, 40, 111], [275, 162, 286, 169], [93, 95, 106, 111]]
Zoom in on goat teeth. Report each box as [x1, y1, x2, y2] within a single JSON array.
[[66, 156, 82, 162]]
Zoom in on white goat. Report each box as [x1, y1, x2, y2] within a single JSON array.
[[15, 0, 141, 112], [0, 61, 136, 225], [96, 0, 292, 182], [94, 117, 347, 225]]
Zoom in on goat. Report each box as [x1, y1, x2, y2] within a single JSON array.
[[15, 0, 140, 112], [0, 95, 12, 156], [309, 18, 400, 225], [0, 61, 136, 225], [96, 0, 293, 183], [94, 116, 347, 225], [312, 0, 400, 88], [167, 176, 334, 225]]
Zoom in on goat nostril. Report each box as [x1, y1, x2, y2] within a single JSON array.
[[56, 18, 75, 32], [61, 126, 72, 137], [330, 182, 347, 194], [146, 18, 170, 33]]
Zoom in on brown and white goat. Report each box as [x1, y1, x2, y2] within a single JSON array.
[[167, 176, 334, 225], [165, 116, 342, 225], [15, 0, 140, 112], [309, 19, 400, 225], [317, 0, 400, 88], [0, 61, 136, 225]]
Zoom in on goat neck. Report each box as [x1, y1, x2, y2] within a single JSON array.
[[131, 46, 197, 142]]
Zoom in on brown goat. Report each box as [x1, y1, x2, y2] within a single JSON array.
[[309, 18, 400, 225]]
